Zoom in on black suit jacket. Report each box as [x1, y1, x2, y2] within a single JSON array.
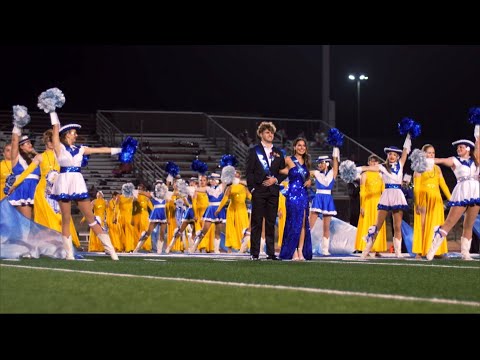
[[246, 144, 286, 195]]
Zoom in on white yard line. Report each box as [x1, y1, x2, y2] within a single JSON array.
[[2, 264, 479, 308], [313, 260, 480, 270]]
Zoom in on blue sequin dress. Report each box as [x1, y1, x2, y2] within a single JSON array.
[[279, 158, 312, 260]]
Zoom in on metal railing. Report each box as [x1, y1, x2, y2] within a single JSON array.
[[96, 111, 166, 185], [204, 114, 249, 168]]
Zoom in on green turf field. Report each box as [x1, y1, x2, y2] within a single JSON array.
[[1, 255, 479, 313]]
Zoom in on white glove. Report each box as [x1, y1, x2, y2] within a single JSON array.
[[474, 125, 480, 141], [12, 126, 21, 136], [110, 147, 122, 155], [403, 133, 411, 154], [50, 112, 60, 126], [356, 166, 363, 176], [332, 147, 340, 159]]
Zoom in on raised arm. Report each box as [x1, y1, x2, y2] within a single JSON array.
[[475, 124, 480, 162], [332, 147, 339, 179], [399, 133, 411, 167]]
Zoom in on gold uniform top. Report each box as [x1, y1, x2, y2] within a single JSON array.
[[0, 159, 12, 201]]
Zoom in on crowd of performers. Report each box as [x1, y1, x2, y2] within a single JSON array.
[[1, 91, 480, 262]]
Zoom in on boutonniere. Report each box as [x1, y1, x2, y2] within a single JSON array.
[[271, 152, 281, 159]]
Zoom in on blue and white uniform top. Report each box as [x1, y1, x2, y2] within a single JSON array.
[[202, 185, 227, 223], [50, 144, 89, 201], [311, 169, 337, 215], [376, 162, 409, 211], [9, 156, 40, 206], [447, 156, 480, 207], [148, 187, 172, 223]]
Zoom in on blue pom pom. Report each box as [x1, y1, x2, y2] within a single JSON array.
[[410, 123, 421, 139], [398, 117, 421, 139], [327, 128, 344, 147], [398, 117, 414, 135], [119, 136, 138, 163], [165, 161, 180, 177], [37, 88, 66, 113], [12, 105, 31, 128], [191, 159, 208, 174], [219, 154, 238, 167], [3, 174, 16, 195], [468, 107, 480, 125]]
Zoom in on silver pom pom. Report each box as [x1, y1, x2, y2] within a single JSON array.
[[176, 179, 189, 198], [221, 165, 236, 185], [409, 148, 428, 173], [154, 183, 167, 199], [339, 160, 358, 183], [37, 87, 66, 113], [121, 182, 135, 197], [12, 105, 31, 128]]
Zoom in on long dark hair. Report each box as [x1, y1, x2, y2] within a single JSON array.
[[19, 142, 37, 165], [292, 137, 311, 169]]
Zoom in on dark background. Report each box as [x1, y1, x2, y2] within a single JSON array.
[[2, 45, 479, 157]]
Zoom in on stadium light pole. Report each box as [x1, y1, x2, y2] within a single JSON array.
[[348, 74, 368, 138]]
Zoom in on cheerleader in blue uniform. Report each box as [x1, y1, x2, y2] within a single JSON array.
[[165, 181, 196, 253], [8, 135, 39, 220], [309, 151, 339, 256], [133, 180, 171, 254], [426, 116, 480, 260], [39, 88, 123, 260], [8, 106, 38, 220], [189, 173, 226, 253], [359, 141, 410, 258], [358, 120, 418, 259]]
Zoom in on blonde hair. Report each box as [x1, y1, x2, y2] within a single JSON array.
[[43, 129, 53, 145], [256, 121, 277, 137], [422, 144, 433, 152]]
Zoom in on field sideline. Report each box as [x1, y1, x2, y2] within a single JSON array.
[[1, 253, 479, 313]]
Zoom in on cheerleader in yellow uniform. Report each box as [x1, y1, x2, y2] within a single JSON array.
[[1, 143, 13, 201], [215, 170, 251, 251], [276, 179, 288, 248], [8, 130, 81, 248], [106, 191, 123, 252], [82, 191, 107, 252], [355, 155, 387, 255], [118, 183, 141, 252], [132, 183, 153, 251], [192, 175, 212, 252], [412, 145, 451, 258]]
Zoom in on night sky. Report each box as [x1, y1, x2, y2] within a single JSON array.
[[2, 45, 479, 154]]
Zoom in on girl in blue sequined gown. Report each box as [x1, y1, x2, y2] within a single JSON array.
[[279, 138, 313, 260]]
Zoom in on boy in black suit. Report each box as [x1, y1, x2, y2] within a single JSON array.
[[246, 121, 286, 260]]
